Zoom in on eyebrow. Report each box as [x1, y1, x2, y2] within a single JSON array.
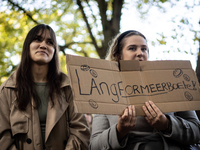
[[127, 44, 147, 47], [46, 38, 53, 41], [35, 35, 42, 38], [35, 35, 52, 41]]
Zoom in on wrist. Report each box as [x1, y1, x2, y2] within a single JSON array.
[[161, 117, 172, 133], [116, 124, 128, 142]]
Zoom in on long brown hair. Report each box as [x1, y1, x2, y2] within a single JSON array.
[[106, 30, 148, 62], [16, 24, 62, 111]]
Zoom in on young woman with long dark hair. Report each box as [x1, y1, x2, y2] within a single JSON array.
[[0, 24, 90, 150]]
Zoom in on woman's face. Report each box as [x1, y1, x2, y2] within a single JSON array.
[[29, 29, 55, 65], [120, 35, 148, 61]]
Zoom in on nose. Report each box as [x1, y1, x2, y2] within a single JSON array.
[[136, 48, 143, 57], [40, 40, 47, 49]]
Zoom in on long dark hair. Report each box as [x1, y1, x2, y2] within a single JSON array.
[[16, 24, 62, 111], [106, 30, 148, 62]]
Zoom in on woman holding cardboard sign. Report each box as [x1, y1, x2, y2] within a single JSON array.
[[0, 24, 90, 150], [89, 30, 200, 150]]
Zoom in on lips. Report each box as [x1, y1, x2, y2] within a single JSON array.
[[36, 51, 48, 55], [137, 59, 143, 61]]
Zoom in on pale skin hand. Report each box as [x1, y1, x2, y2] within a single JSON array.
[[116, 105, 137, 142], [142, 101, 169, 131]]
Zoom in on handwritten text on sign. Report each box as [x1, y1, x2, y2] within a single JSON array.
[[75, 66, 197, 109]]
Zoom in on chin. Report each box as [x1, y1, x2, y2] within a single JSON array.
[[33, 59, 50, 65]]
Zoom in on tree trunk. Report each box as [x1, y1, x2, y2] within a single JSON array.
[[77, 0, 124, 59]]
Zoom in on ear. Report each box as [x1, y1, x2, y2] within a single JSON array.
[[116, 54, 121, 62], [118, 54, 123, 62]]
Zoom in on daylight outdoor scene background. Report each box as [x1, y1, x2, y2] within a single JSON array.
[[1, 0, 200, 122]]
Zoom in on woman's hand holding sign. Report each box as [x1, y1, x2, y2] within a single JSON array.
[[116, 102, 170, 142], [143, 101, 170, 131], [116, 105, 137, 142]]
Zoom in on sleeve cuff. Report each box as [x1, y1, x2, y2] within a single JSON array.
[[108, 124, 128, 149], [159, 115, 173, 137]]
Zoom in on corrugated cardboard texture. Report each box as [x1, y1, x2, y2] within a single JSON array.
[[66, 54, 200, 116]]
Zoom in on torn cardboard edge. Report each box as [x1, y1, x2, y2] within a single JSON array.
[[74, 101, 200, 116], [66, 54, 119, 71], [120, 60, 192, 71]]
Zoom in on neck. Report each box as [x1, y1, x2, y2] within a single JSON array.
[[31, 63, 48, 83]]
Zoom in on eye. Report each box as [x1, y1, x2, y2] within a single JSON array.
[[141, 47, 147, 51], [34, 36, 42, 42], [47, 40, 54, 45], [128, 47, 136, 51]]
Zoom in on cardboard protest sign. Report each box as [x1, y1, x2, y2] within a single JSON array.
[[66, 54, 200, 116]]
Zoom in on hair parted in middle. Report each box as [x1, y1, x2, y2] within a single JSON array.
[[106, 30, 148, 62], [16, 24, 62, 111]]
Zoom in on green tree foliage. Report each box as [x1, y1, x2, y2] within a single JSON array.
[[135, 0, 199, 53], [0, 0, 199, 85], [0, 4, 31, 82], [0, 0, 124, 84]]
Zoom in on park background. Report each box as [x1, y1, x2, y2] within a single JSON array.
[[1, 0, 200, 127]]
